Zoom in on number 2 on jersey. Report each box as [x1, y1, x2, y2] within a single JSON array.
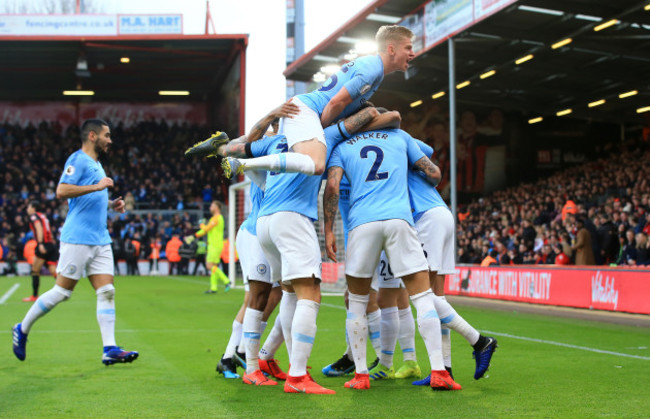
[[360, 145, 388, 181]]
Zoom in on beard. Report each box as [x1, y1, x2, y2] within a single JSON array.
[[95, 141, 109, 157]]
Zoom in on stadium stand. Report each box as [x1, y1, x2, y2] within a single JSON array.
[[0, 119, 230, 267]]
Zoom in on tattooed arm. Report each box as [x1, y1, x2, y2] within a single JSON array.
[[247, 100, 299, 142], [323, 166, 344, 262], [360, 110, 401, 131], [217, 100, 299, 157], [413, 156, 442, 187]]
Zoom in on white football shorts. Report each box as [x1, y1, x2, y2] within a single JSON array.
[[236, 226, 271, 288], [281, 97, 327, 148], [256, 212, 322, 283], [372, 251, 405, 289], [416, 206, 456, 275], [346, 219, 428, 279], [57, 243, 114, 280]]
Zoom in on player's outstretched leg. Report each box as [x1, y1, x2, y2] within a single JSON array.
[[473, 336, 498, 379], [184, 131, 229, 158], [12, 323, 28, 361], [221, 157, 245, 179]]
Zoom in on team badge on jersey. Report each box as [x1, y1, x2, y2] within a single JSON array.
[[257, 264, 267, 275], [65, 165, 75, 176]]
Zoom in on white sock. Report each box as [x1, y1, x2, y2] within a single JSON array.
[[379, 306, 399, 368], [289, 299, 319, 377], [441, 325, 452, 368], [260, 320, 268, 336], [96, 284, 116, 347], [367, 308, 381, 360], [241, 153, 315, 175], [410, 290, 444, 371], [398, 307, 417, 362], [279, 291, 297, 359], [224, 320, 242, 358], [242, 308, 263, 374], [21, 285, 71, 334], [434, 295, 479, 346], [237, 330, 246, 355], [346, 293, 369, 374], [259, 315, 284, 361]]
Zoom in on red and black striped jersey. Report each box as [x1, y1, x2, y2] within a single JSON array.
[[29, 212, 54, 243]]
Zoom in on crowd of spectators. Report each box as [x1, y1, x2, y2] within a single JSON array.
[[454, 138, 650, 267], [0, 119, 228, 267]]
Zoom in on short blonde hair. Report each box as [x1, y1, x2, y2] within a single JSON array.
[[375, 25, 414, 51]]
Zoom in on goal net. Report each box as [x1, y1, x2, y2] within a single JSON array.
[[227, 178, 347, 292]]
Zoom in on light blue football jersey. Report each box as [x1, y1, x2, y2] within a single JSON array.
[[408, 139, 448, 222], [297, 55, 384, 119], [327, 129, 426, 231], [240, 180, 264, 235], [254, 124, 347, 221], [58, 150, 111, 245]]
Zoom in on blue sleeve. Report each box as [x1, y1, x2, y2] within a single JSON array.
[[59, 153, 85, 185], [342, 73, 376, 100], [405, 135, 426, 167], [249, 136, 276, 157], [415, 139, 434, 158], [341, 59, 381, 99]]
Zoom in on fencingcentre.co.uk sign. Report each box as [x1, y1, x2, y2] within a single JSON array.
[[0, 14, 183, 36]]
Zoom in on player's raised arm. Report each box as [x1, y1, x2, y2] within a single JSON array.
[[246, 100, 299, 143], [323, 166, 344, 262], [56, 177, 113, 200]]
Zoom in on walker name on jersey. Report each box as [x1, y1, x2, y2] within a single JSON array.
[[345, 132, 389, 145]]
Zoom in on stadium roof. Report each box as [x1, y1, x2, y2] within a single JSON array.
[[284, 0, 650, 124], [0, 34, 247, 102]]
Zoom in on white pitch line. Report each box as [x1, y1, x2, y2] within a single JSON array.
[[479, 330, 650, 361], [0, 283, 20, 304], [319, 301, 649, 361]]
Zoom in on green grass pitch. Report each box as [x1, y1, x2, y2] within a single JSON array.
[[1, 275, 649, 418]]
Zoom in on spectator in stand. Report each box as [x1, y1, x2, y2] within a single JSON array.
[[124, 236, 140, 276], [192, 237, 207, 276], [124, 192, 135, 212], [633, 232, 649, 266], [165, 235, 182, 275], [178, 236, 197, 275], [597, 214, 619, 265], [572, 218, 596, 265], [480, 250, 499, 267], [536, 244, 556, 265]]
